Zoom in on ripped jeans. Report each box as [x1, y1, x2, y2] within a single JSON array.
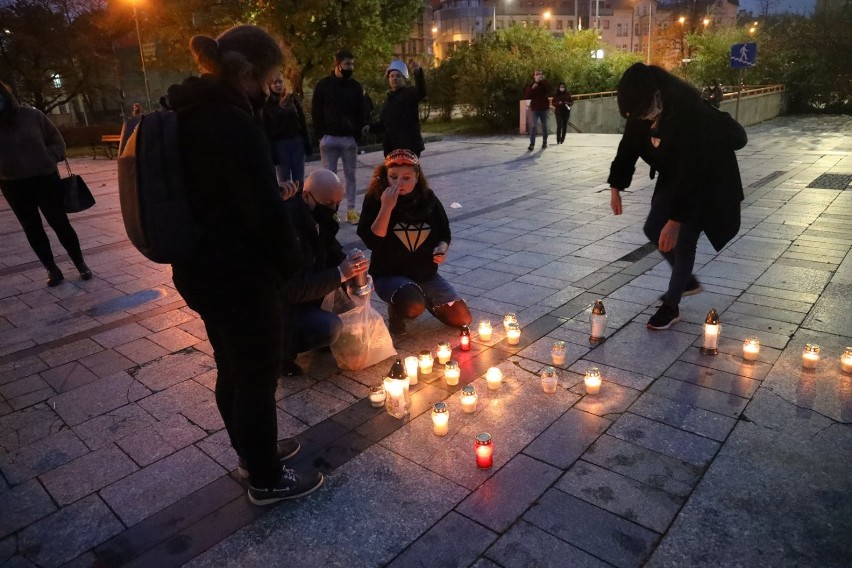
[[374, 273, 471, 328]]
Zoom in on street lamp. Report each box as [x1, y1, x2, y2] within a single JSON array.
[[492, 0, 513, 32], [128, 0, 152, 112]]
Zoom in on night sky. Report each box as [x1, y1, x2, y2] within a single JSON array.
[[738, 0, 817, 15]]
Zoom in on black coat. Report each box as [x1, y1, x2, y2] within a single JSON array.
[[372, 67, 426, 155], [311, 74, 366, 141], [263, 93, 311, 154], [608, 101, 745, 251]]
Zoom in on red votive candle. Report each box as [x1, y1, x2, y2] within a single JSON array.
[[459, 325, 471, 351], [475, 432, 493, 469]]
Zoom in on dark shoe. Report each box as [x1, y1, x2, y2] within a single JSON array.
[[75, 262, 93, 281], [542, 142, 548, 149], [658, 277, 703, 301], [527, 144, 534, 151], [647, 304, 680, 330], [46, 267, 64, 287], [248, 466, 324, 506], [237, 438, 301, 479], [388, 305, 407, 336], [281, 360, 304, 377]]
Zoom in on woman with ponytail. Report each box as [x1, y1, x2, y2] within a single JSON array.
[[166, 25, 322, 505]]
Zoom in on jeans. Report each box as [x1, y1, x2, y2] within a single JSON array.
[[0, 172, 84, 269], [320, 135, 358, 209], [643, 195, 702, 307], [273, 137, 306, 186], [555, 109, 570, 143], [529, 110, 549, 146], [282, 304, 343, 360]]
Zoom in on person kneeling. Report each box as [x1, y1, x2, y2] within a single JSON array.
[[356, 149, 471, 335]]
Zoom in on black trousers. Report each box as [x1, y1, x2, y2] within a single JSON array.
[[0, 172, 84, 268], [173, 269, 284, 488], [555, 110, 571, 143]]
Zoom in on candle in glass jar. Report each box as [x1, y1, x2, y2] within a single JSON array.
[[700, 308, 720, 355], [503, 313, 518, 331], [444, 360, 460, 386], [743, 338, 760, 361], [383, 359, 410, 418], [584, 367, 602, 395], [478, 320, 492, 341], [419, 350, 434, 374], [540, 366, 558, 394], [368, 385, 386, 407], [802, 344, 820, 369], [404, 355, 419, 386], [506, 322, 521, 346], [552, 340, 566, 365], [460, 385, 478, 413], [841, 347, 852, 373], [436, 341, 452, 364], [459, 325, 471, 351], [485, 367, 503, 390], [432, 402, 449, 436], [589, 300, 607, 343], [474, 432, 493, 469]]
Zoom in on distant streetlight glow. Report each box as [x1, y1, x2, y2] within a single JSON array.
[[127, 0, 153, 111], [678, 16, 685, 24]]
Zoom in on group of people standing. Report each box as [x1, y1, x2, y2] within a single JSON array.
[[524, 69, 575, 150]]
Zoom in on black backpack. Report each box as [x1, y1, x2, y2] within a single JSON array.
[[117, 110, 201, 264], [703, 101, 748, 151]]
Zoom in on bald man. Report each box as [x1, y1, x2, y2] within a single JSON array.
[[279, 170, 368, 375]]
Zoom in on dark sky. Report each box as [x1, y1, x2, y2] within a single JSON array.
[[735, 0, 816, 15]]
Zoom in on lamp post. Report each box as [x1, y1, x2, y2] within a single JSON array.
[[492, 0, 512, 32], [646, 1, 653, 64], [129, 0, 152, 112]]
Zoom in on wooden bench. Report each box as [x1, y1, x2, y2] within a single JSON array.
[[92, 134, 121, 160]]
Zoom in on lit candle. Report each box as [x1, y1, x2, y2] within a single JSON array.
[[700, 308, 720, 355], [404, 355, 419, 386], [418, 350, 434, 375], [368, 385, 386, 408], [444, 360, 460, 386], [478, 320, 492, 341], [584, 367, 602, 395], [551, 340, 566, 365], [589, 300, 607, 343], [506, 322, 521, 346], [382, 359, 410, 418], [503, 312, 518, 332], [541, 366, 558, 394], [802, 344, 820, 369], [432, 402, 449, 436], [842, 347, 852, 373], [486, 367, 503, 390], [459, 325, 471, 351], [743, 337, 760, 361], [460, 385, 478, 413], [436, 341, 452, 364], [475, 432, 493, 469]]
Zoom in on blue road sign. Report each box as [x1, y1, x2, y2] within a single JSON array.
[[731, 42, 757, 68]]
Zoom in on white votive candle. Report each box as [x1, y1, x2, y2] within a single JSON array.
[[552, 341, 566, 366], [460, 385, 478, 413], [506, 322, 521, 346], [842, 347, 852, 373], [432, 402, 449, 436], [743, 338, 760, 361], [503, 312, 518, 331], [404, 355, 419, 386], [369, 385, 386, 408], [436, 341, 452, 364], [419, 350, 434, 375], [444, 360, 460, 386], [802, 344, 820, 369], [478, 320, 492, 341], [584, 368, 602, 395], [541, 366, 558, 394], [486, 367, 503, 390]]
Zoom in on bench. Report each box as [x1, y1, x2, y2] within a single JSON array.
[[93, 134, 121, 160]]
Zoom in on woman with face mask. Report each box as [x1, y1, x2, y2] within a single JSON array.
[[356, 149, 471, 336], [263, 71, 311, 188], [608, 63, 745, 331], [0, 81, 91, 286], [551, 82, 574, 145], [164, 25, 323, 506]]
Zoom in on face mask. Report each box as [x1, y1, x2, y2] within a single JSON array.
[[559, 87, 565, 92], [312, 203, 338, 225], [340, 69, 354, 79]]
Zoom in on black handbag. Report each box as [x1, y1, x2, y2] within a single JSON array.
[[60, 160, 95, 213]]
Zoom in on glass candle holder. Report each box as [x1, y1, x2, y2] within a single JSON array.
[[475, 432, 493, 469], [404, 355, 419, 386], [383, 359, 410, 419], [460, 385, 478, 413], [743, 337, 760, 361], [419, 350, 434, 375], [432, 402, 449, 436], [802, 344, 820, 369], [459, 325, 471, 351], [436, 341, 452, 364], [700, 308, 720, 355], [506, 322, 521, 346], [485, 367, 503, 390], [478, 320, 493, 341], [589, 300, 607, 343], [444, 360, 460, 386], [368, 385, 386, 408], [503, 312, 518, 332], [584, 367, 602, 395], [551, 340, 566, 365], [541, 366, 558, 394], [842, 347, 852, 373]]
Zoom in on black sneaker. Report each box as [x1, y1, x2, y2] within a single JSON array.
[[248, 466, 324, 506], [542, 142, 548, 148], [659, 277, 703, 301], [527, 144, 534, 151], [237, 438, 301, 479], [76, 262, 93, 281], [647, 304, 680, 330], [388, 305, 407, 336], [46, 267, 64, 287]]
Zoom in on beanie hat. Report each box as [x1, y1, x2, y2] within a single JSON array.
[[616, 63, 657, 119], [386, 59, 409, 79]]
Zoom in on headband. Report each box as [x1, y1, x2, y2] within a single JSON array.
[[385, 149, 419, 167]]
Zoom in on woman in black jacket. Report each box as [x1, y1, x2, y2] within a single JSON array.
[[263, 71, 311, 187], [608, 63, 745, 330], [167, 25, 322, 505]]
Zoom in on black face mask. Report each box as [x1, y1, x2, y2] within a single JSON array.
[[312, 204, 338, 225], [339, 69, 354, 79]]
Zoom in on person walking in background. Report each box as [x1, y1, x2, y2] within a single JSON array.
[[357, 149, 471, 336], [264, 70, 311, 188], [165, 25, 323, 505], [311, 49, 367, 225], [523, 69, 551, 150], [367, 59, 427, 157], [130, 102, 144, 117], [608, 63, 745, 330], [702, 79, 723, 109], [0, 81, 91, 287], [552, 82, 574, 145]]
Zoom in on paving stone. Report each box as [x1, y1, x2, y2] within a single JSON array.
[[388, 511, 498, 568], [0, 356, 48, 386], [608, 413, 720, 468], [114, 338, 170, 366], [557, 460, 683, 533], [569, 359, 655, 391], [130, 349, 214, 392], [282, 387, 353, 426], [629, 392, 737, 442], [802, 282, 852, 337], [0, 535, 14, 563], [39, 443, 138, 505], [524, 488, 659, 568], [517, 335, 590, 370], [17, 494, 123, 568], [483, 281, 559, 307], [456, 453, 561, 532], [752, 264, 832, 295], [582, 323, 697, 379], [77, 349, 135, 379], [138, 309, 195, 333], [115, 426, 174, 467], [647, 376, 750, 419], [48, 371, 151, 426], [136, 379, 214, 421], [0, 374, 50, 401], [0, 478, 56, 538], [572, 381, 641, 417], [524, 408, 611, 469], [38, 361, 99, 393], [151, 414, 207, 450], [0, 428, 89, 485], [664, 360, 762, 397], [37, 338, 104, 368], [484, 520, 611, 568], [72, 403, 155, 451], [100, 446, 226, 527], [677, 348, 772, 381]]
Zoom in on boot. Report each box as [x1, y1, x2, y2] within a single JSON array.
[[387, 304, 407, 336], [75, 261, 93, 281], [46, 264, 64, 287]]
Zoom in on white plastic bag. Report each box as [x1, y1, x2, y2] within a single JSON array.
[[330, 292, 396, 370]]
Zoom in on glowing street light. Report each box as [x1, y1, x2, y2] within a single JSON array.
[[678, 16, 685, 24], [127, 0, 153, 112], [703, 17, 710, 27]]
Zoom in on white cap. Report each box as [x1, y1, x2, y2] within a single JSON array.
[[386, 59, 409, 79]]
